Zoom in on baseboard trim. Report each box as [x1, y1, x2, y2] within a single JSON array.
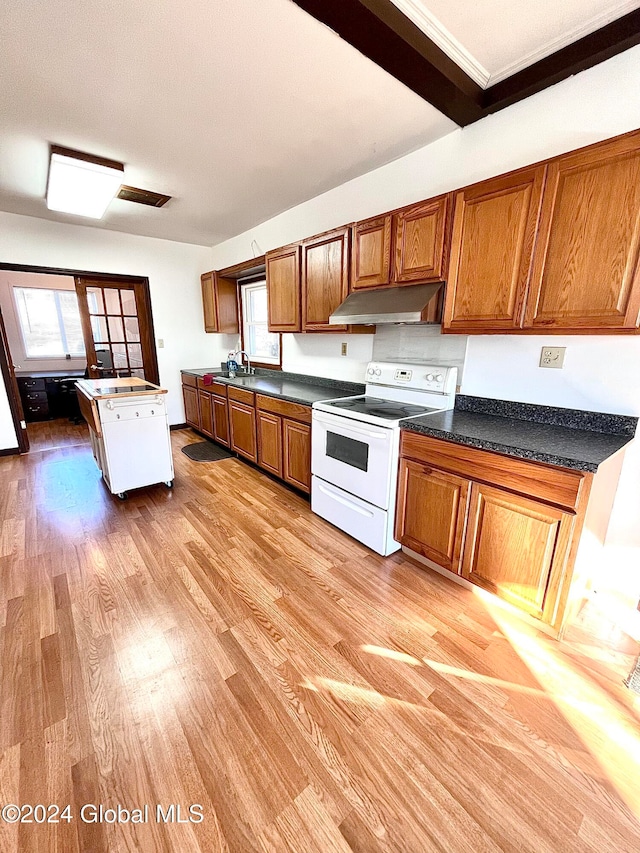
[[0, 446, 20, 457], [170, 423, 189, 431]]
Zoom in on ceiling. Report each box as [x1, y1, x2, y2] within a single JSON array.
[[0, 0, 638, 248], [391, 0, 640, 86]]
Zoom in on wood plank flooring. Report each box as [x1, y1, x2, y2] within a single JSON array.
[[0, 422, 639, 852]]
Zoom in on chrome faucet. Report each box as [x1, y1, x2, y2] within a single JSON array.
[[235, 350, 254, 375]]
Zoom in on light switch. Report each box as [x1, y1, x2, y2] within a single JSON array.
[[540, 346, 566, 368], [157, 339, 165, 348], [341, 342, 347, 356]]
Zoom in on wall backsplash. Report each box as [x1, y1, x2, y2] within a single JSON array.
[[372, 325, 468, 381]]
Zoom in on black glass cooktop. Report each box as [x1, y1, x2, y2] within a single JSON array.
[[99, 384, 157, 393], [325, 396, 435, 421]]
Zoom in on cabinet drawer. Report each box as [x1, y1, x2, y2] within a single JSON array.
[[23, 390, 48, 403], [228, 385, 255, 406], [24, 401, 50, 420], [18, 377, 46, 391], [181, 373, 197, 388], [197, 377, 227, 397], [256, 394, 311, 424], [400, 431, 586, 511]]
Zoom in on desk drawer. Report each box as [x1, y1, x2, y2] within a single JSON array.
[[24, 401, 50, 421], [23, 390, 48, 403], [18, 377, 46, 392]]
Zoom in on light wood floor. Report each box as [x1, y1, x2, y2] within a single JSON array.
[[0, 423, 639, 853]]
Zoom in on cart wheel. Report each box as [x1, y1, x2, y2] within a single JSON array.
[[117, 491, 128, 500], [165, 480, 174, 489]]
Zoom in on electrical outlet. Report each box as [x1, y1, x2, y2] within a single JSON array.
[[341, 342, 347, 356], [540, 346, 566, 369], [157, 338, 165, 348]]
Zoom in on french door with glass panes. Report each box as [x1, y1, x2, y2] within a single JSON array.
[[75, 277, 159, 385]]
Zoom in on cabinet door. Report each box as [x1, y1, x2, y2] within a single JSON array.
[[394, 195, 450, 284], [443, 167, 546, 332], [197, 390, 213, 438], [201, 272, 239, 334], [395, 460, 470, 573], [282, 419, 311, 493], [212, 395, 230, 447], [229, 400, 257, 462], [525, 133, 640, 330], [302, 227, 350, 331], [257, 411, 283, 477], [201, 272, 218, 332], [351, 215, 392, 290], [461, 483, 573, 620], [182, 385, 200, 429], [266, 245, 301, 332]]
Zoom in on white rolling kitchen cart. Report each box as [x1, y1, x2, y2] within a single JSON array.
[[75, 377, 174, 500]]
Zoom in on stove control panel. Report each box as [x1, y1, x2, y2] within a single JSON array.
[[366, 362, 456, 394]]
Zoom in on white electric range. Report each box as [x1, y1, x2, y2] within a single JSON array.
[[311, 361, 457, 556]]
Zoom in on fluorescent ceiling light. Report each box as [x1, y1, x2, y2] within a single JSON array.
[[46, 145, 124, 219]]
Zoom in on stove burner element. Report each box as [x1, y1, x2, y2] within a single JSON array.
[[325, 396, 435, 421], [99, 384, 157, 393]]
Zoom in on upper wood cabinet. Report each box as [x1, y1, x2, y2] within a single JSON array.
[[351, 215, 393, 290], [394, 195, 450, 285], [201, 272, 239, 334], [524, 134, 640, 331], [443, 166, 547, 332], [266, 244, 301, 332], [302, 227, 350, 331]]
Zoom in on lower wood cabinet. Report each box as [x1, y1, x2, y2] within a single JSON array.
[[396, 460, 470, 573], [229, 399, 257, 462], [395, 430, 623, 636], [257, 410, 283, 477], [212, 395, 230, 447], [198, 389, 214, 438], [256, 394, 311, 494], [182, 383, 200, 429], [460, 483, 573, 620], [282, 418, 311, 493]]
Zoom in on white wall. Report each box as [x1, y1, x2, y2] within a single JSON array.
[[0, 376, 17, 450], [0, 211, 220, 437], [209, 46, 640, 608]]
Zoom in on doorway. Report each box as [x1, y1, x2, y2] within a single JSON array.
[[0, 264, 159, 454]]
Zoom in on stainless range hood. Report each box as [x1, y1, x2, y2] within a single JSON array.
[[329, 282, 443, 325]]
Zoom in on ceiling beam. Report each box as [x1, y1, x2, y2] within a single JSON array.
[[291, 1, 640, 128], [290, 0, 484, 127], [483, 8, 640, 113]]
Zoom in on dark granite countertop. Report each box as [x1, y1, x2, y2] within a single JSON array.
[[181, 367, 364, 406], [401, 395, 638, 472]]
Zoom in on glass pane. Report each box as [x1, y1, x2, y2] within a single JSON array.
[[127, 343, 143, 368], [120, 289, 136, 315], [14, 288, 63, 356], [112, 343, 128, 368], [248, 323, 280, 360], [91, 315, 108, 341], [326, 432, 369, 472], [124, 316, 140, 342], [87, 287, 104, 315], [249, 287, 268, 323], [95, 347, 113, 370], [108, 315, 125, 342], [130, 368, 145, 379], [57, 291, 85, 355], [104, 289, 121, 315]]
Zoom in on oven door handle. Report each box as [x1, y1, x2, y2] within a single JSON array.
[[316, 482, 376, 517], [312, 414, 389, 440]]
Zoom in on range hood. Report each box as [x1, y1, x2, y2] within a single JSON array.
[[329, 282, 443, 325]]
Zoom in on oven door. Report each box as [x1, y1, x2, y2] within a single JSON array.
[[311, 409, 396, 509]]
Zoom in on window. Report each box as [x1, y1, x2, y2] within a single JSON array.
[[240, 280, 280, 365], [13, 286, 85, 358]]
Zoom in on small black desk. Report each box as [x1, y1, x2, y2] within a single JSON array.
[[15, 370, 85, 422]]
